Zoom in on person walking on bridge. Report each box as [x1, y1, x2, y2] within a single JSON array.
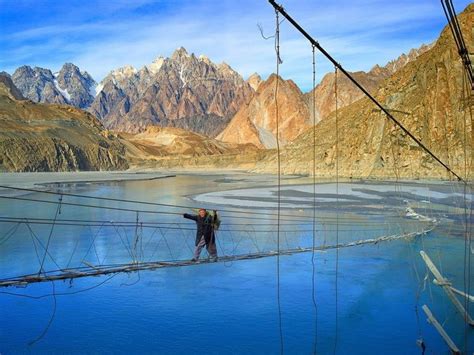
[[183, 208, 219, 262]]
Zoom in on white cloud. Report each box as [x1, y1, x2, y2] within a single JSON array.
[[1, 0, 471, 91]]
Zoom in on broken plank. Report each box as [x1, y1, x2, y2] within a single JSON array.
[[422, 304, 460, 354]]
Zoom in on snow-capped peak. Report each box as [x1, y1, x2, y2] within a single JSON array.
[[198, 54, 212, 65], [111, 65, 137, 80], [171, 47, 190, 60], [53, 79, 71, 102], [147, 57, 165, 74]]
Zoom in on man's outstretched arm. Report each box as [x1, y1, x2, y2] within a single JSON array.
[[183, 213, 197, 221]]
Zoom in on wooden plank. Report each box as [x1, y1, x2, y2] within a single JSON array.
[[420, 250, 474, 326], [422, 305, 460, 354], [433, 279, 474, 302], [449, 285, 474, 303], [82, 261, 100, 270], [0, 229, 434, 288]]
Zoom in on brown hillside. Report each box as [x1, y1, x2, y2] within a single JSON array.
[[0, 74, 128, 172], [254, 5, 473, 179], [217, 74, 310, 149]]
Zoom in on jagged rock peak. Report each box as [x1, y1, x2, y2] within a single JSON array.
[[262, 74, 300, 92], [12, 65, 67, 104], [146, 57, 165, 74], [11, 63, 96, 108], [59, 63, 94, 80], [247, 73, 262, 91], [14, 65, 55, 80], [171, 46, 190, 60], [381, 42, 434, 75], [89, 47, 254, 136], [60, 62, 80, 74], [304, 41, 436, 124], [217, 62, 233, 73], [56, 62, 97, 108], [198, 54, 212, 65], [110, 65, 138, 79]]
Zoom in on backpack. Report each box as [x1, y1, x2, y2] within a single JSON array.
[[209, 210, 221, 230]]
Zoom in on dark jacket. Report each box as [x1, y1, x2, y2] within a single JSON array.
[[183, 213, 217, 246]]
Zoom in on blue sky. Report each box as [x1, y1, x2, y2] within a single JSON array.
[[0, 0, 471, 91]]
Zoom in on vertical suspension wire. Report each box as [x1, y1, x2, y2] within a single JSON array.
[[38, 194, 63, 275], [274, 9, 284, 354], [461, 66, 472, 352], [134, 211, 140, 263], [334, 66, 339, 355], [466, 85, 473, 355], [388, 113, 429, 349], [311, 44, 319, 354]]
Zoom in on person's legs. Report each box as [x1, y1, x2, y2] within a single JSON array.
[[207, 241, 218, 261], [193, 235, 206, 261]]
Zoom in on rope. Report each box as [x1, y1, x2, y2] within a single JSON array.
[[81, 222, 106, 266], [66, 235, 81, 269], [388, 117, 431, 346], [24, 220, 61, 270], [0, 226, 435, 288], [311, 43, 318, 355], [133, 212, 140, 263], [0, 222, 20, 246], [0, 184, 321, 220], [26, 222, 42, 267], [274, 9, 284, 354], [0, 194, 319, 223], [1, 274, 118, 299], [441, 0, 474, 89], [111, 224, 135, 261], [0, 218, 414, 231], [28, 281, 57, 346], [0, 214, 412, 226], [38, 195, 62, 275], [334, 66, 339, 355], [461, 60, 473, 352]]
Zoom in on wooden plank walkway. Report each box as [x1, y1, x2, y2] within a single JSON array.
[[0, 227, 434, 288]]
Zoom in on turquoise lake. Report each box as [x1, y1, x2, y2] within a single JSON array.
[[0, 173, 472, 354]]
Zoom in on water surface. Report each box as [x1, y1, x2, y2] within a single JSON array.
[[0, 173, 472, 354]]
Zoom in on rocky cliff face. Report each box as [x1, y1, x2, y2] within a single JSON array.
[[11, 63, 96, 109], [0, 73, 127, 172], [247, 73, 263, 91], [253, 5, 473, 179], [55, 63, 96, 108], [218, 43, 432, 149], [0, 72, 25, 100], [89, 47, 254, 137], [12, 66, 68, 105], [217, 74, 310, 149], [306, 43, 434, 123]]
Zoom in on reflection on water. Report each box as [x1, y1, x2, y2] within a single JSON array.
[[0, 174, 472, 353]]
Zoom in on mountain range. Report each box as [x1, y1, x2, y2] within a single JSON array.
[[1, 3, 472, 176], [218, 74, 311, 148], [0, 73, 127, 172], [8, 44, 430, 142], [253, 4, 473, 179], [305, 44, 433, 124], [90, 47, 254, 137], [12, 63, 96, 109]]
